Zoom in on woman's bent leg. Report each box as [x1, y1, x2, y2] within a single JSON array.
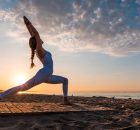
[[44, 75, 70, 105], [44, 75, 68, 97]]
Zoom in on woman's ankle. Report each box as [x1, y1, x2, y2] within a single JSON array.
[[63, 96, 71, 105]]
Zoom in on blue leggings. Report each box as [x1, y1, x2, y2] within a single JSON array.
[[0, 68, 68, 99]]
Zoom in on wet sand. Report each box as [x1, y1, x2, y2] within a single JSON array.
[[0, 94, 140, 130]]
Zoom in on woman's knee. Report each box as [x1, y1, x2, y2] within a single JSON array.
[[64, 77, 68, 84]]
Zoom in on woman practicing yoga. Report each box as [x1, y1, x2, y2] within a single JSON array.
[[0, 16, 70, 105]]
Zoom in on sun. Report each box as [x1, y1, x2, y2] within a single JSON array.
[[14, 74, 27, 85]]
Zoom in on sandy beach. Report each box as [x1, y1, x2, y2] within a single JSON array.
[[0, 94, 140, 130]]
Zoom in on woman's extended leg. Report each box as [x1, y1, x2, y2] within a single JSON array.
[[0, 68, 50, 99], [0, 77, 41, 99]]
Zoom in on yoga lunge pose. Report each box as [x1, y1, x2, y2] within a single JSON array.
[[0, 16, 70, 105]]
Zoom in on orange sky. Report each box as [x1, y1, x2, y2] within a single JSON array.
[[0, 0, 140, 95]]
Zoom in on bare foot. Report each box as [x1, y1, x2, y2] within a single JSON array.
[[0, 98, 4, 102], [63, 97, 72, 105]]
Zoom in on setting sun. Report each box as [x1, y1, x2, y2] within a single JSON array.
[[14, 74, 27, 85]]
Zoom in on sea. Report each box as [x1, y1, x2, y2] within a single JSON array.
[[71, 92, 140, 99], [19, 91, 140, 99]]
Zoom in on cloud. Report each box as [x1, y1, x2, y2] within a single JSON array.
[[0, 0, 140, 56]]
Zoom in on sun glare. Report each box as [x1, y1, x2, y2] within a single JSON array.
[[14, 74, 27, 85]]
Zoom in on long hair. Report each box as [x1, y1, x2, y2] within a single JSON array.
[[29, 36, 37, 69]]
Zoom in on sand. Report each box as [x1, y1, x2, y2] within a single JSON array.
[[0, 94, 140, 130]]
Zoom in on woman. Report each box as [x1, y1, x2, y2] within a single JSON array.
[[0, 16, 70, 105]]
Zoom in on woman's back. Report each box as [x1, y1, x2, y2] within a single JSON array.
[[42, 50, 53, 69]]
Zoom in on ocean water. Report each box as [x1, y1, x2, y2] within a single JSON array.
[[70, 92, 140, 99], [21, 91, 140, 99]]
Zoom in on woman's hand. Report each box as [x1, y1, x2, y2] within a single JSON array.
[[23, 16, 43, 45], [23, 16, 35, 36], [23, 16, 31, 25]]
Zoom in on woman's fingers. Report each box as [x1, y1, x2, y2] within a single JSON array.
[[23, 16, 31, 25], [23, 16, 39, 36], [23, 16, 26, 19]]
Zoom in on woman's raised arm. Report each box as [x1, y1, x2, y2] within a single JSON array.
[[23, 16, 39, 36], [23, 16, 43, 49]]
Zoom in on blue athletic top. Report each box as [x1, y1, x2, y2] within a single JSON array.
[[41, 50, 53, 70]]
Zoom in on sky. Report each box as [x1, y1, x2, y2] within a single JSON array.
[[0, 0, 140, 95]]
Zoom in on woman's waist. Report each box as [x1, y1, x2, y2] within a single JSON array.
[[43, 65, 53, 71]]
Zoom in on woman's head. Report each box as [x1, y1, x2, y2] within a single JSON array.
[[29, 36, 37, 68], [29, 36, 37, 50]]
